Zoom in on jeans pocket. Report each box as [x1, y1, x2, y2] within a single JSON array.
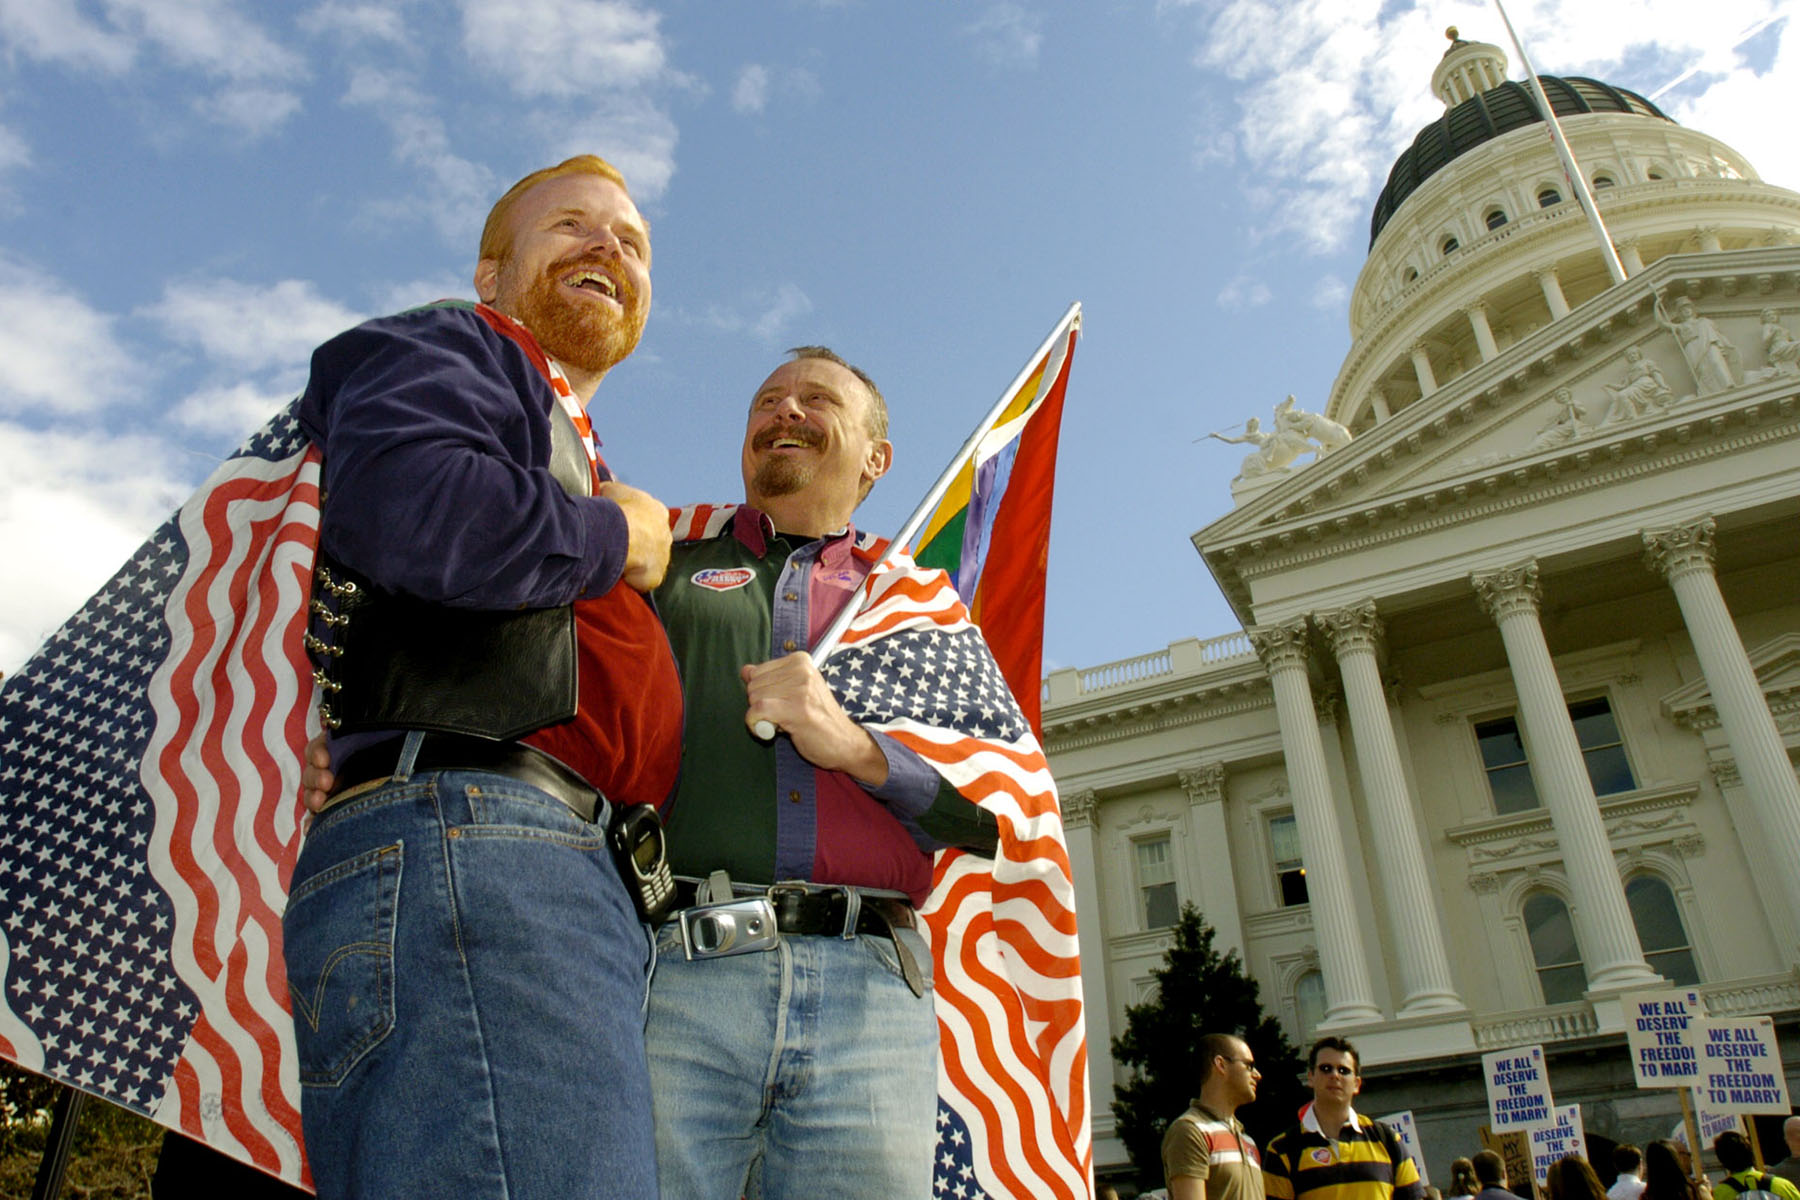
[[284, 842, 403, 1086], [858, 925, 934, 995]]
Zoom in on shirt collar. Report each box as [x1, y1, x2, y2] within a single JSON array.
[[728, 504, 856, 565], [1302, 1105, 1360, 1136]]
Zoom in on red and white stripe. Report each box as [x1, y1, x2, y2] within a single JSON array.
[[140, 442, 321, 1184], [668, 503, 1092, 1200], [851, 556, 1090, 1200]]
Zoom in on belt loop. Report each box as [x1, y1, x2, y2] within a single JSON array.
[[392, 730, 426, 781], [839, 885, 861, 940]]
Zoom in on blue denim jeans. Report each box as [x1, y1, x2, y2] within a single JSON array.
[[644, 917, 937, 1200], [283, 759, 657, 1200]]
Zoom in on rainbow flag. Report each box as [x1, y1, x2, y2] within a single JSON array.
[[914, 307, 1079, 733]]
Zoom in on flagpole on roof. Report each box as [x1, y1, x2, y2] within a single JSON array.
[[1492, 0, 1628, 286], [750, 301, 1081, 739]]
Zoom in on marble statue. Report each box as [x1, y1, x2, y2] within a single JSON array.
[[1208, 416, 1310, 476], [1526, 387, 1586, 453], [1599, 346, 1673, 424], [1657, 295, 1739, 396], [1761, 308, 1800, 376], [1208, 395, 1353, 480], [1273, 395, 1353, 454]]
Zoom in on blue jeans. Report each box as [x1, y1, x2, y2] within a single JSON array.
[[644, 917, 938, 1200], [282, 760, 657, 1200]]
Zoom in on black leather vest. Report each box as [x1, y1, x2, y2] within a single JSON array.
[[307, 394, 595, 741]]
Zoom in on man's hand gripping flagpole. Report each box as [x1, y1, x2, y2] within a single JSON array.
[[750, 301, 1082, 741]]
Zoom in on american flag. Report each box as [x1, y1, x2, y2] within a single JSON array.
[[0, 404, 319, 1185], [672, 504, 1093, 1200]]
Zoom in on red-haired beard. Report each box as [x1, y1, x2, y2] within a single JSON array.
[[512, 254, 647, 376]]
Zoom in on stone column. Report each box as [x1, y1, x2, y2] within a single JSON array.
[[1410, 342, 1439, 397], [1616, 236, 1645, 276], [1319, 601, 1466, 1016], [1466, 302, 1500, 362], [1470, 562, 1660, 991], [1645, 519, 1800, 953], [1536, 267, 1571, 320], [1249, 619, 1383, 1025], [1060, 788, 1118, 1139], [1697, 225, 1723, 253], [1369, 385, 1392, 423], [1179, 765, 1245, 956]]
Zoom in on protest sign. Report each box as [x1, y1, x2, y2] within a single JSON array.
[[1622, 988, 1705, 1087], [1697, 1017, 1790, 1114], [1381, 1111, 1430, 1187], [1485, 1045, 1554, 1129], [1529, 1105, 1586, 1185]]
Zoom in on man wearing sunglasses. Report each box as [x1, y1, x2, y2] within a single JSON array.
[[1262, 1037, 1423, 1200], [1162, 1032, 1266, 1200]]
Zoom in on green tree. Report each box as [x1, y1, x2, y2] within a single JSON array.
[[1110, 903, 1308, 1185]]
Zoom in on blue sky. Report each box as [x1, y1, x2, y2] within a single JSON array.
[[0, 0, 1792, 678]]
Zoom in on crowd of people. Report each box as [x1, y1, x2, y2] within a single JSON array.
[[1149, 1033, 1799, 1200]]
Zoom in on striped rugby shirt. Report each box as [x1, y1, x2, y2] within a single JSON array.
[[1262, 1109, 1423, 1200], [1162, 1103, 1264, 1200]]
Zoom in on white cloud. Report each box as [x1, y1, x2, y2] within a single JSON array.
[[299, 0, 408, 44], [0, 0, 137, 72], [195, 85, 304, 137], [733, 64, 770, 114], [551, 100, 681, 200], [1216, 274, 1272, 310], [1660, 14, 1800, 192], [0, 256, 135, 414], [462, 0, 668, 98], [1187, 0, 1798, 254], [370, 274, 475, 315], [698, 283, 815, 342], [170, 381, 299, 438], [727, 62, 819, 117], [1310, 273, 1348, 310], [0, 0, 306, 137], [108, 0, 306, 84], [141, 278, 363, 373], [964, 3, 1043, 68], [0, 423, 194, 676]]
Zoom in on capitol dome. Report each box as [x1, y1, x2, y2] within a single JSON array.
[[1324, 29, 1799, 433]]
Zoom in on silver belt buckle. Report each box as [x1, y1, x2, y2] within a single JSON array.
[[678, 897, 779, 960]]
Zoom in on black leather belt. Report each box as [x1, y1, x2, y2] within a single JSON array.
[[672, 878, 915, 938], [333, 733, 602, 824], [669, 878, 925, 995]]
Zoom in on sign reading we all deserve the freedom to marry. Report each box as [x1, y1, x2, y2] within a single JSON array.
[[1483, 1046, 1554, 1129]]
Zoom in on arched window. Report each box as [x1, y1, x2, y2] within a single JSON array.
[[1402, 266, 1419, 284], [1295, 970, 1327, 1042], [1485, 208, 1508, 230], [1442, 235, 1460, 256], [1524, 892, 1588, 1004], [1626, 876, 1699, 985], [1647, 169, 1666, 181], [1593, 174, 1615, 189], [1538, 187, 1562, 207]]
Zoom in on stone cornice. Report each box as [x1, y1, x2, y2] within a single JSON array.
[[1199, 246, 1800, 564], [1041, 675, 1272, 752], [1445, 783, 1700, 853], [1201, 384, 1800, 619]]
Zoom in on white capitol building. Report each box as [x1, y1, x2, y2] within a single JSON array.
[[1041, 30, 1800, 1183]]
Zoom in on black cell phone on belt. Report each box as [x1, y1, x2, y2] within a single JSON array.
[[609, 803, 676, 924]]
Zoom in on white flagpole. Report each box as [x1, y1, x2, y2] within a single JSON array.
[[750, 301, 1081, 739], [1492, 0, 1628, 286]]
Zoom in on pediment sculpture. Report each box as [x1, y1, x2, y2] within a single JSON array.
[[1208, 395, 1353, 484]]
